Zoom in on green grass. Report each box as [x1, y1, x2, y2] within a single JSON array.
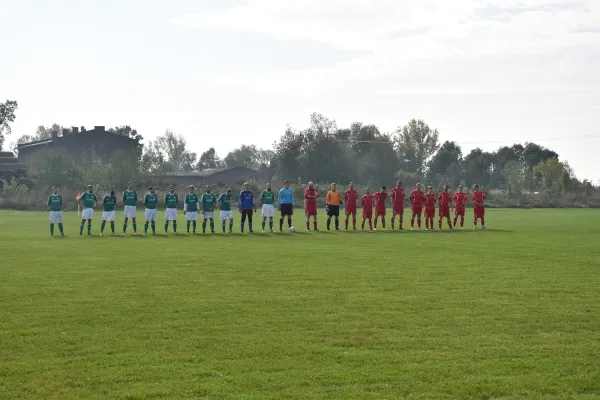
[[1, 209, 600, 400]]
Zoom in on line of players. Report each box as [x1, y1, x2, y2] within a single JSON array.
[[304, 180, 486, 232], [46, 180, 486, 236]]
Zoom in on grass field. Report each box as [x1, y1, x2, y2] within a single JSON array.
[[1, 209, 600, 399]]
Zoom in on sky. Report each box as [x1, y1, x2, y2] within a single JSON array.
[[1, 0, 599, 181]]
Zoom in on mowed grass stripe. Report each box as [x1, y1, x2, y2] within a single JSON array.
[[1, 209, 599, 399]]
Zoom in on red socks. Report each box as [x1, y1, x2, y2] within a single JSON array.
[[313, 221, 318, 230]]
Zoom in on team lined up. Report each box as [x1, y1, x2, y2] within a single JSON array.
[[45, 180, 486, 236]]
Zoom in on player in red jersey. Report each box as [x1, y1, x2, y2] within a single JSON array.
[[409, 183, 425, 230], [344, 182, 359, 231], [304, 181, 319, 231], [361, 188, 374, 231], [452, 184, 468, 228], [437, 184, 453, 230], [373, 186, 388, 230], [390, 180, 405, 230], [423, 186, 437, 230], [471, 184, 487, 230]]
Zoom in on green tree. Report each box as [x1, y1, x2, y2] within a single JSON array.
[[533, 157, 566, 193], [503, 160, 530, 197], [197, 147, 224, 170], [108, 125, 144, 155], [16, 124, 67, 147], [150, 130, 197, 172], [0, 100, 18, 151], [463, 148, 495, 187], [394, 119, 440, 175], [426, 141, 463, 188]]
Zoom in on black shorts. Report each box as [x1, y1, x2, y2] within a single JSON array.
[[327, 205, 340, 217], [280, 203, 293, 216]]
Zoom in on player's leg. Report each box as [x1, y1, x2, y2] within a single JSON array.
[[473, 209, 478, 229], [326, 209, 332, 231], [306, 213, 310, 231], [481, 209, 486, 229], [241, 211, 247, 232], [229, 216, 234, 233], [345, 212, 349, 230], [144, 211, 149, 234], [132, 216, 137, 234], [186, 214, 191, 233], [417, 210, 422, 230], [279, 210, 284, 232], [381, 212, 386, 229], [399, 209, 404, 230], [287, 211, 293, 230], [50, 214, 55, 236], [101, 216, 106, 234], [352, 212, 357, 230], [58, 214, 64, 235], [410, 211, 415, 229], [313, 215, 318, 231], [391, 210, 396, 229], [262, 212, 267, 231], [269, 216, 274, 232], [151, 213, 156, 234], [123, 216, 128, 234]]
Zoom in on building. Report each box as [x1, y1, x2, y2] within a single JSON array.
[[168, 167, 266, 187], [0, 151, 27, 171], [17, 126, 139, 165]]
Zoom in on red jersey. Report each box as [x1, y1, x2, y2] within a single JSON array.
[[423, 193, 436, 208], [409, 190, 425, 207], [391, 187, 405, 205], [362, 194, 374, 211], [344, 189, 358, 209], [374, 191, 387, 209], [453, 192, 468, 207], [304, 188, 318, 208], [437, 191, 451, 208], [472, 191, 486, 207]]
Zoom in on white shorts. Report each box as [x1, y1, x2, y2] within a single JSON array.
[[145, 208, 157, 221], [49, 211, 63, 223], [124, 205, 137, 218], [102, 211, 116, 221], [203, 211, 214, 219], [220, 210, 233, 220], [165, 208, 177, 221], [262, 204, 275, 217], [185, 211, 198, 221], [82, 208, 94, 220]]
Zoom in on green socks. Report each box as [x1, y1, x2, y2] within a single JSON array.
[[222, 221, 226, 233], [123, 223, 127, 233], [262, 221, 266, 230], [101, 221, 106, 233], [192, 221, 197, 233], [230, 222, 233, 232], [58, 223, 63, 235], [133, 223, 137, 233], [145, 222, 149, 233], [50, 223, 54, 235], [80, 222, 85, 235], [111, 222, 115, 234], [269, 220, 273, 231], [87, 221, 92, 235], [202, 221, 207, 233], [173, 222, 177, 233], [210, 221, 215, 232], [151, 222, 155, 233], [186, 221, 191, 232]]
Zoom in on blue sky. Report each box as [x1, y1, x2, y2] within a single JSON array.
[[1, 0, 599, 181]]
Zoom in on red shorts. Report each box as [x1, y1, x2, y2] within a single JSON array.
[[474, 206, 485, 218], [424, 207, 435, 218], [438, 207, 450, 218], [411, 206, 422, 215], [375, 207, 386, 216], [362, 209, 372, 219], [454, 206, 465, 217], [305, 207, 317, 217], [393, 204, 404, 215], [345, 207, 357, 216]]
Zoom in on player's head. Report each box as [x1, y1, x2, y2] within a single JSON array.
[[473, 184, 479, 191], [243, 182, 249, 191], [331, 183, 337, 191], [308, 181, 314, 189], [110, 190, 115, 196], [87, 184, 93, 192], [284, 180, 290, 189], [443, 184, 449, 192], [127, 182, 133, 190], [266, 183, 271, 191], [226, 188, 232, 196], [205, 185, 211, 193], [149, 186, 155, 194], [188, 185, 194, 193], [349, 181, 355, 190], [458, 184, 464, 192], [427, 186, 433, 193], [416, 183, 422, 190], [365, 187, 371, 195], [397, 180, 402, 188], [169, 185, 175, 193], [52, 186, 58, 194], [380, 185, 386, 192]]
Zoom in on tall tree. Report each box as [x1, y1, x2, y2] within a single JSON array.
[[273, 127, 306, 180], [463, 148, 495, 187], [197, 147, 224, 170], [150, 130, 197, 172], [426, 141, 463, 188], [16, 124, 66, 146], [0, 100, 18, 151], [503, 160, 530, 197], [224, 144, 273, 171], [394, 119, 440, 175], [523, 142, 558, 169], [533, 156, 566, 193]]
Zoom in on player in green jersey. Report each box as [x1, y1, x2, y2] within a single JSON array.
[[218, 188, 234, 233], [261, 183, 277, 232], [122, 182, 138, 235], [144, 186, 158, 234], [164, 185, 179, 234], [201, 185, 218, 234], [79, 185, 98, 235], [184, 185, 200, 234], [101, 190, 118, 235], [47, 186, 64, 236]]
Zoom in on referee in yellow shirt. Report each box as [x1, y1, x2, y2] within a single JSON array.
[[326, 183, 343, 231]]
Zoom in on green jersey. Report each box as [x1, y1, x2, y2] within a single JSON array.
[[201, 193, 218, 212], [185, 193, 199, 212], [144, 193, 158, 209], [47, 194, 63, 212], [165, 193, 179, 209], [123, 190, 138, 206], [261, 190, 275, 205], [218, 193, 232, 211], [80, 192, 98, 209], [103, 195, 117, 212]]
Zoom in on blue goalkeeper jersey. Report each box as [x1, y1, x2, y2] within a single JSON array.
[[239, 190, 254, 210]]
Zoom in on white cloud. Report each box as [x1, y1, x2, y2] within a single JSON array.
[[0, 8, 10, 17], [171, 0, 600, 94]]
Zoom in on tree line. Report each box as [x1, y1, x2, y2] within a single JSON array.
[[0, 100, 595, 201]]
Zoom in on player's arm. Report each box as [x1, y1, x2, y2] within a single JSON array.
[[93, 195, 98, 208], [183, 198, 187, 214]]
